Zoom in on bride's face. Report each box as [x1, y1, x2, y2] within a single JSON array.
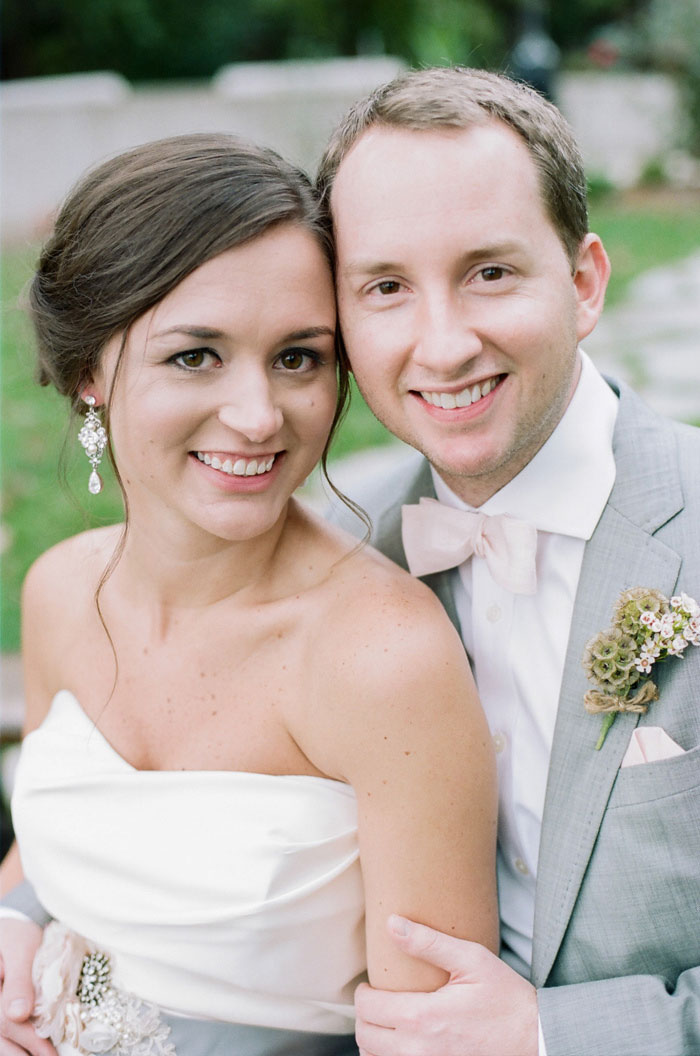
[[92, 223, 337, 545]]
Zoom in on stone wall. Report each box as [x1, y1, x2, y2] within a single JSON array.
[[0, 61, 688, 242], [0, 57, 405, 242]]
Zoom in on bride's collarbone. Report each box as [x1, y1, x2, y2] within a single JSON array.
[[59, 616, 317, 771]]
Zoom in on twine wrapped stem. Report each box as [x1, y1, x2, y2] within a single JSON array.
[[583, 681, 659, 750]]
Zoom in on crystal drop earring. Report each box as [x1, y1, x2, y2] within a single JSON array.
[[78, 395, 108, 495]]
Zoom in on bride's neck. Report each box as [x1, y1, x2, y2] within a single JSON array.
[[109, 508, 292, 614]]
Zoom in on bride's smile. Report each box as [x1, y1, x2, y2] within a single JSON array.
[[91, 223, 337, 546]]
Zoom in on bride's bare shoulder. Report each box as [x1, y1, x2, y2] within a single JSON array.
[[22, 524, 123, 609], [308, 513, 458, 656]]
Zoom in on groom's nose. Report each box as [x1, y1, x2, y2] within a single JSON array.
[[411, 291, 484, 375]]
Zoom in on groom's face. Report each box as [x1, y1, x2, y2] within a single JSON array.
[[332, 121, 603, 506]]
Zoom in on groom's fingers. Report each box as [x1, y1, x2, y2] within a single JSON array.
[[356, 1019, 411, 1056], [0, 921, 41, 1024], [0, 1015, 57, 1056], [355, 981, 429, 1029]]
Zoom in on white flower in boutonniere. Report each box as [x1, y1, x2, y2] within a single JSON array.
[[582, 588, 700, 750]]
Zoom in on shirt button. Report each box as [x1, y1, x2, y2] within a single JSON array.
[[486, 603, 502, 623], [492, 731, 507, 754], [514, 857, 530, 876]]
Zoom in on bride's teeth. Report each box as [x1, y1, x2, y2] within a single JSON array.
[[455, 388, 472, 408], [199, 453, 276, 476], [481, 379, 492, 397], [470, 384, 481, 402]]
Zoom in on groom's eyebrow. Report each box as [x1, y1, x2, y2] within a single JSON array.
[[340, 260, 403, 278], [340, 242, 527, 277]]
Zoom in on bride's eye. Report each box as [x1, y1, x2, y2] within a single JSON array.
[[275, 349, 320, 372], [170, 349, 217, 371]]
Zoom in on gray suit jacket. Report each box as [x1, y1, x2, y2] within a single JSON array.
[[353, 379, 700, 1056]]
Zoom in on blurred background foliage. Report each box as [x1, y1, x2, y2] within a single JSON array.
[[0, 0, 692, 81], [4, 1, 700, 147]]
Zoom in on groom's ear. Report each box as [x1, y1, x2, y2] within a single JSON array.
[[573, 233, 610, 342]]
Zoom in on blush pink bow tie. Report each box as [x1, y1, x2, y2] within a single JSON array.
[[401, 497, 538, 595]]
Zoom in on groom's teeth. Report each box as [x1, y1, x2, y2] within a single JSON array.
[[196, 453, 276, 476], [421, 376, 498, 409]]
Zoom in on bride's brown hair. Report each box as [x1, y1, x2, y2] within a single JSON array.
[[30, 133, 349, 468]]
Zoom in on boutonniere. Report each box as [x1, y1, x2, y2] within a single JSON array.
[[583, 588, 700, 749]]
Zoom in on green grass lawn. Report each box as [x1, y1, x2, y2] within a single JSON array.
[[2, 193, 700, 649]]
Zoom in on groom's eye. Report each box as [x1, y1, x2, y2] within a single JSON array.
[[377, 281, 401, 295]]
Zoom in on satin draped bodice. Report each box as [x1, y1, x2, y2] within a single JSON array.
[[11, 691, 364, 1034]]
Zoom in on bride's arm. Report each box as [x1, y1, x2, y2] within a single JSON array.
[[0, 553, 60, 1052], [306, 571, 498, 991]]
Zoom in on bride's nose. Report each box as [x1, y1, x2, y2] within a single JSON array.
[[216, 371, 284, 443]]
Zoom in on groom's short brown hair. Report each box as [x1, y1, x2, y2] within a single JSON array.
[[317, 66, 589, 268]]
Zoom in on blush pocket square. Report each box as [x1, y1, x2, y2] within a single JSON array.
[[621, 726, 686, 768]]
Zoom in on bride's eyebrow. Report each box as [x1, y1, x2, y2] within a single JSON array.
[[151, 325, 334, 343], [152, 325, 226, 341], [281, 326, 335, 342]]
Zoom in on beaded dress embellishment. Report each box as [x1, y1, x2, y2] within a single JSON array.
[[32, 922, 176, 1055]]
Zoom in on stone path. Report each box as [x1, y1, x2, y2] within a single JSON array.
[[583, 250, 700, 423], [1, 249, 699, 741]]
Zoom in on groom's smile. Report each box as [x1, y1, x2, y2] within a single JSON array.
[[416, 373, 502, 411], [332, 121, 608, 507]]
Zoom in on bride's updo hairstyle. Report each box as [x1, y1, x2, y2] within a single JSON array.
[[29, 133, 349, 465]]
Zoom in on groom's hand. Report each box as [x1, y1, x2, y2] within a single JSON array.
[[355, 915, 538, 1056], [0, 918, 56, 1056]]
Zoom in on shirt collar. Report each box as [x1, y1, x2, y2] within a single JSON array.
[[431, 350, 619, 541]]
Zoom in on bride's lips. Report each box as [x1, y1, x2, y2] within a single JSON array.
[[190, 450, 285, 491]]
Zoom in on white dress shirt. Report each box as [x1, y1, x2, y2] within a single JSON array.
[[431, 352, 619, 976]]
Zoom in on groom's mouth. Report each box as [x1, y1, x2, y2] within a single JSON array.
[[412, 374, 505, 413]]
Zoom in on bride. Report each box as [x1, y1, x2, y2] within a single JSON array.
[[0, 133, 497, 1055]]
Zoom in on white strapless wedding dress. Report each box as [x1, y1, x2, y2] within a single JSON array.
[[11, 691, 364, 1052]]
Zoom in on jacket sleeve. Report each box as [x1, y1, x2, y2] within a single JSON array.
[[0, 878, 52, 926], [538, 967, 700, 1056]]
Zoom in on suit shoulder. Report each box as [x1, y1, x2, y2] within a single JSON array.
[[669, 419, 700, 510], [324, 445, 428, 545]]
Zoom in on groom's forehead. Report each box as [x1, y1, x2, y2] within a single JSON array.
[[329, 121, 540, 237]]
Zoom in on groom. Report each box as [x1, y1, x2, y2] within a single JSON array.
[[317, 67, 700, 1055]]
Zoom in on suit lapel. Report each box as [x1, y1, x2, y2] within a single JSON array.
[[532, 382, 684, 986]]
